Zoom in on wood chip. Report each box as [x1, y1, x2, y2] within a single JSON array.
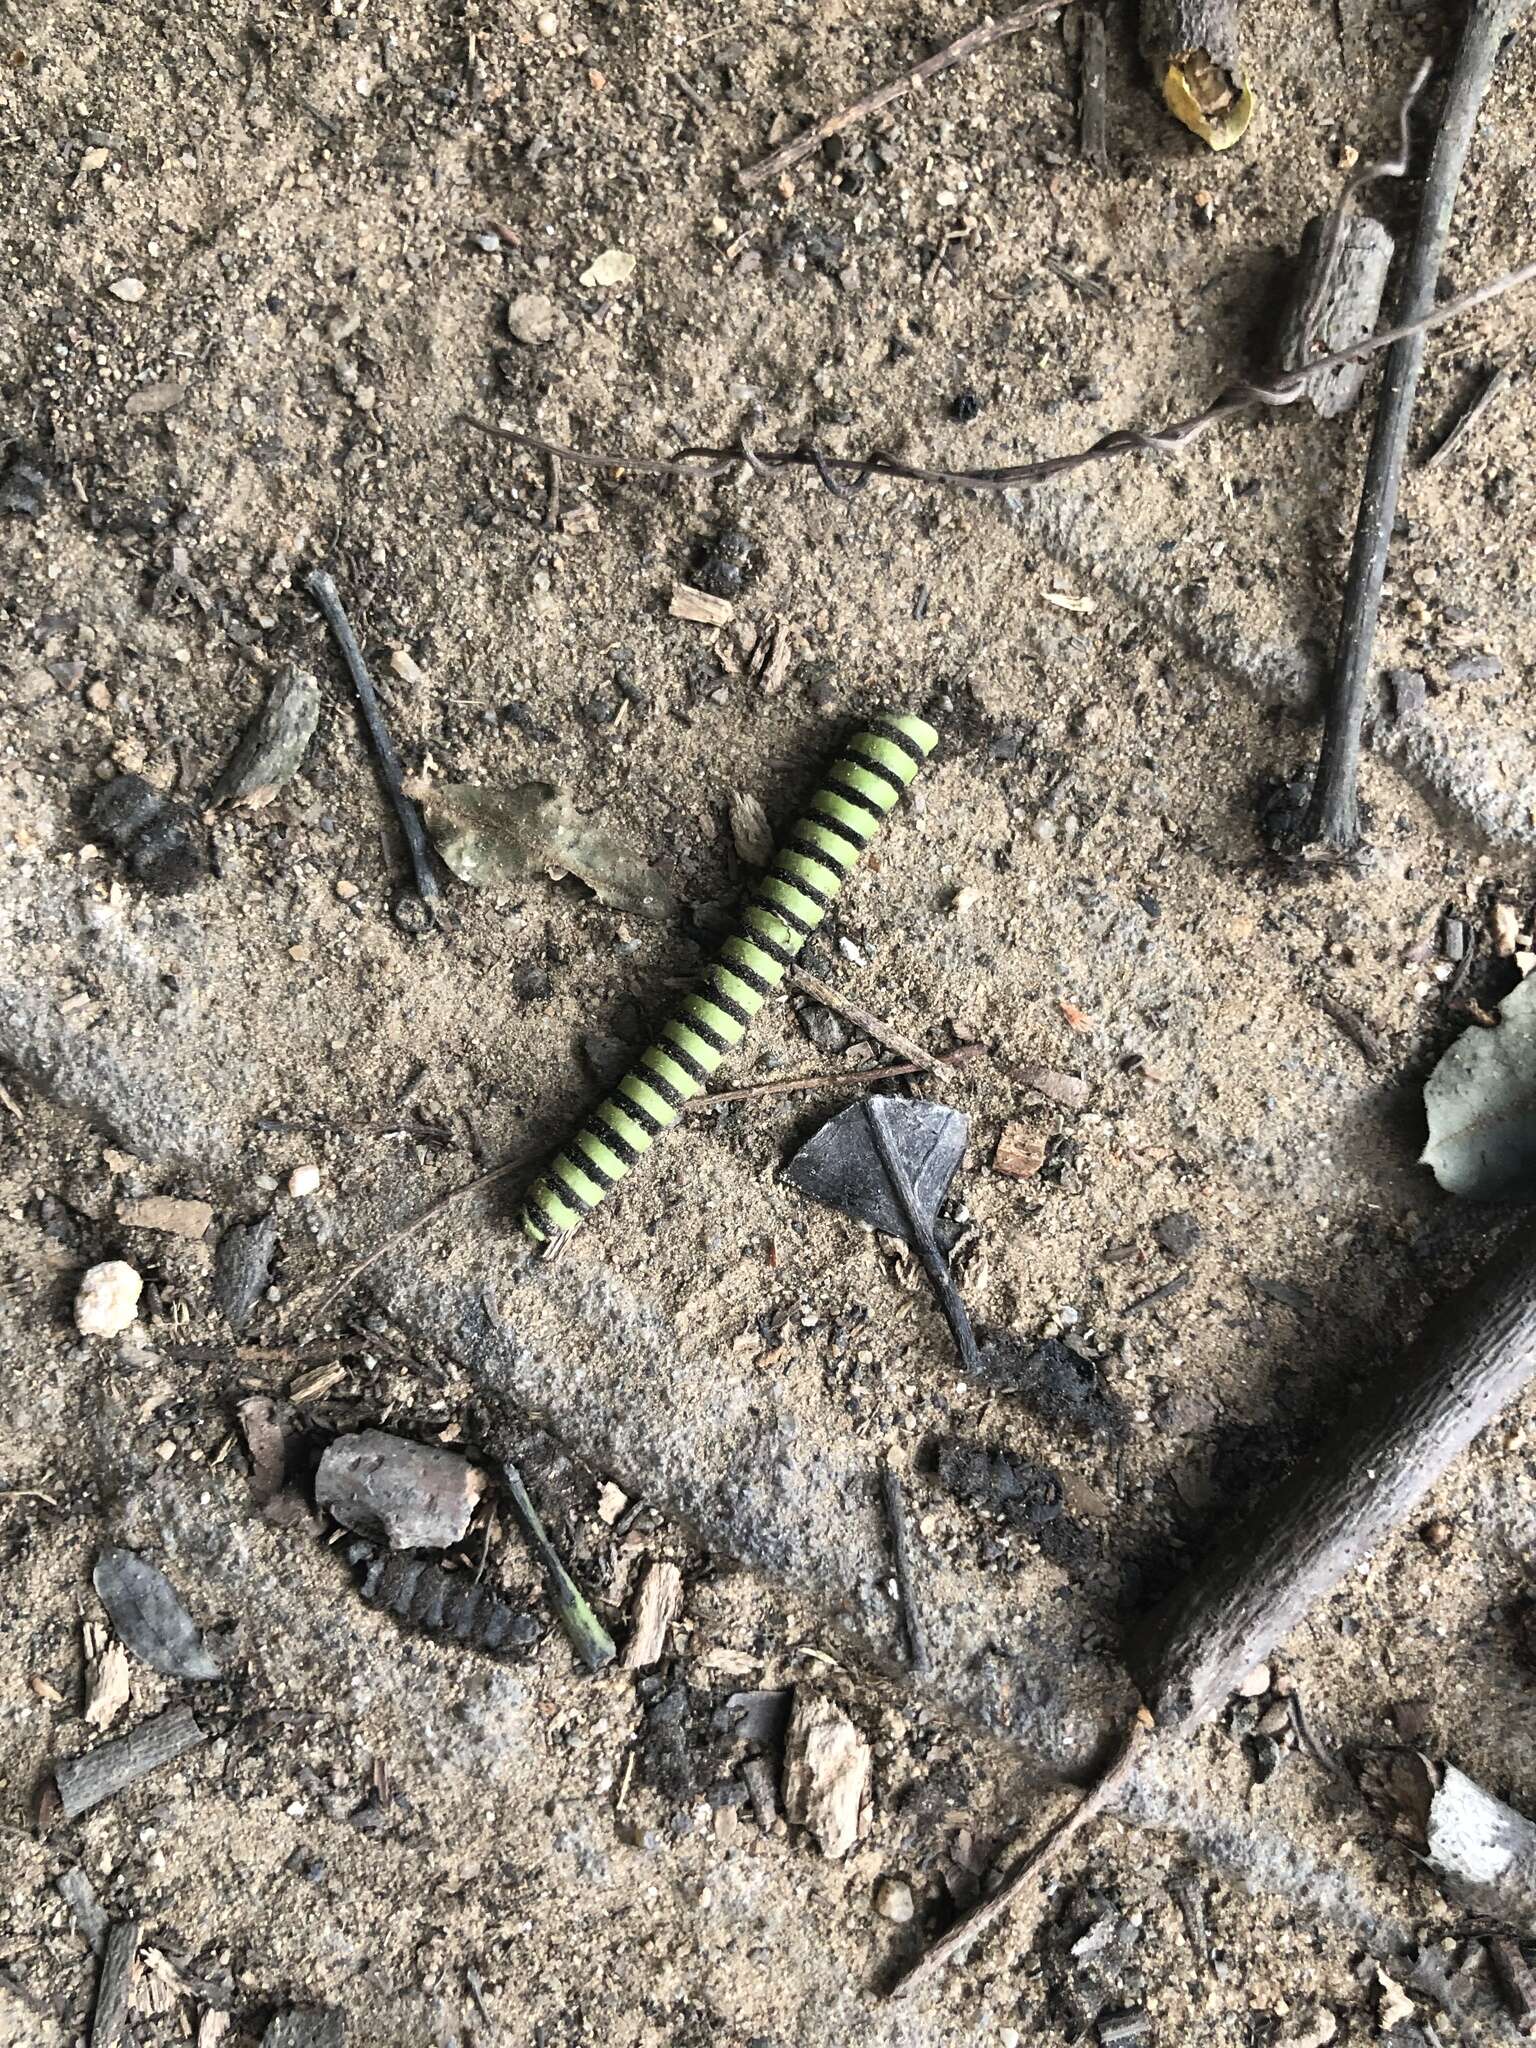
[[596, 1481, 629, 1526], [781, 1689, 871, 1859], [90, 1918, 140, 2048], [57, 1868, 110, 1953], [992, 1121, 1047, 1179], [197, 2013, 233, 2047], [1014, 1064, 1089, 1111], [621, 1560, 683, 1669], [55, 1703, 205, 1821], [1492, 900, 1520, 957], [83, 1621, 131, 1730], [670, 583, 734, 627], [729, 791, 774, 867], [288, 1360, 348, 1403], [117, 1195, 214, 1240]]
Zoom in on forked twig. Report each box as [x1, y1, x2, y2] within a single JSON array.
[[461, 258, 1536, 505], [739, 0, 1075, 190]]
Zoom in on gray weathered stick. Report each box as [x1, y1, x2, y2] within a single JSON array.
[[90, 1918, 140, 2048], [55, 1703, 206, 1821], [1134, 1213, 1536, 1730], [895, 1212, 1536, 1996], [1079, 7, 1108, 165], [1301, 0, 1527, 851]]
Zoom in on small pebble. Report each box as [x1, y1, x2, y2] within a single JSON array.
[[536, 8, 558, 31], [107, 276, 146, 303], [950, 389, 982, 424], [335, 879, 359, 901], [1420, 1517, 1453, 1552], [288, 1165, 321, 1199], [873, 1877, 914, 1924], [1236, 1661, 1271, 1698], [75, 1260, 143, 1338]]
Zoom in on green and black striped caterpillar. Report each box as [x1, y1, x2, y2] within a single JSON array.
[[519, 710, 938, 1244]]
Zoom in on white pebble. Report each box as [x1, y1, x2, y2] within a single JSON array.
[[75, 1260, 143, 1338], [536, 8, 558, 32], [288, 1164, 321, 1199]]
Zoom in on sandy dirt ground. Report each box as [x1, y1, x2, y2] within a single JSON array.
[[4, 0, 1536, 2041]]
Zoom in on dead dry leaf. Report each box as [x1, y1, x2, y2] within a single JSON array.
[[419, 781, 675, 921], [1422, 970, 1536, 1199]]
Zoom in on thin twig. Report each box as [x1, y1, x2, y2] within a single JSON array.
[[787, 964, 944, 1073], [311, 1052, 986, 1315], [863, 1094, 982, 1376], [306, 568, 445, 924], [739, 0, 1073, 190], [543, 450, 562, 532], [880, 1463, 932, 1679], [460, 256, 1536, 504], [1419, 359, 1509, 470], [696, 1045, 984, 1108], [1317, 990, 1386, 1066], [1299, 1, 1527, 854], [1292, 59, 1429, 363], [1285, 1686, 1344, 1781], [890, 1713, 1150, 1999], [308, 1154, 526, 1323]]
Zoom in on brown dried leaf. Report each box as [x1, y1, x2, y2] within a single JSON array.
[[418, 782, 675, 922]]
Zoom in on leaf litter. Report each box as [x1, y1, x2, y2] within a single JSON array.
[[416, 781, 676, 920]]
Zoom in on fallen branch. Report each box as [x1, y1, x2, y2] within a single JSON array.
[[894, 1211, 1536, 1996], [1297, 0, 1527, 854], [738, 0, 1073, 190], [461, 256, 1536, 504]]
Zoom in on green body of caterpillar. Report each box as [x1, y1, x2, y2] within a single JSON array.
[[519, 711, 938, 1243]]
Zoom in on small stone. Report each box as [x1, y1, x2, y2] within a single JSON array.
[[536, 7, 558, 32], [948, 884, 979, 916], [118, 1195, 214, 1240], [873, 1877, 914, 1924], [1440, 915, 1468, 962], [1420, 1517, 1454, 1552], [580, 248, 636, 290], [1236, 1661, 1271, 1697], [288, 1165, 321, 1199], [1444, 652, 1502, 684], [107, 276, 146, 302], [796, 1001, 850, 1057], [506, 292, 560, 346], [75, 1260, 143, 1338], [950, 389, 982, 423], [85, 681, 113, 712], [1386, 667, 1427, 721], [1153, 1210, 1201, 1258], [334, 879, 358, 901], [1257, 1700, 1291, 1737], [596, 1481, 629, 1525]]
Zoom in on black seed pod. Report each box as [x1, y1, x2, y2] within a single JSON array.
[[86, 772, 206, 895], [693, 524, 753, 599], [347, 1541, 541, 1658]]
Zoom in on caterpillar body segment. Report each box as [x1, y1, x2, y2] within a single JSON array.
[[519, 711, 937, 1243]]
